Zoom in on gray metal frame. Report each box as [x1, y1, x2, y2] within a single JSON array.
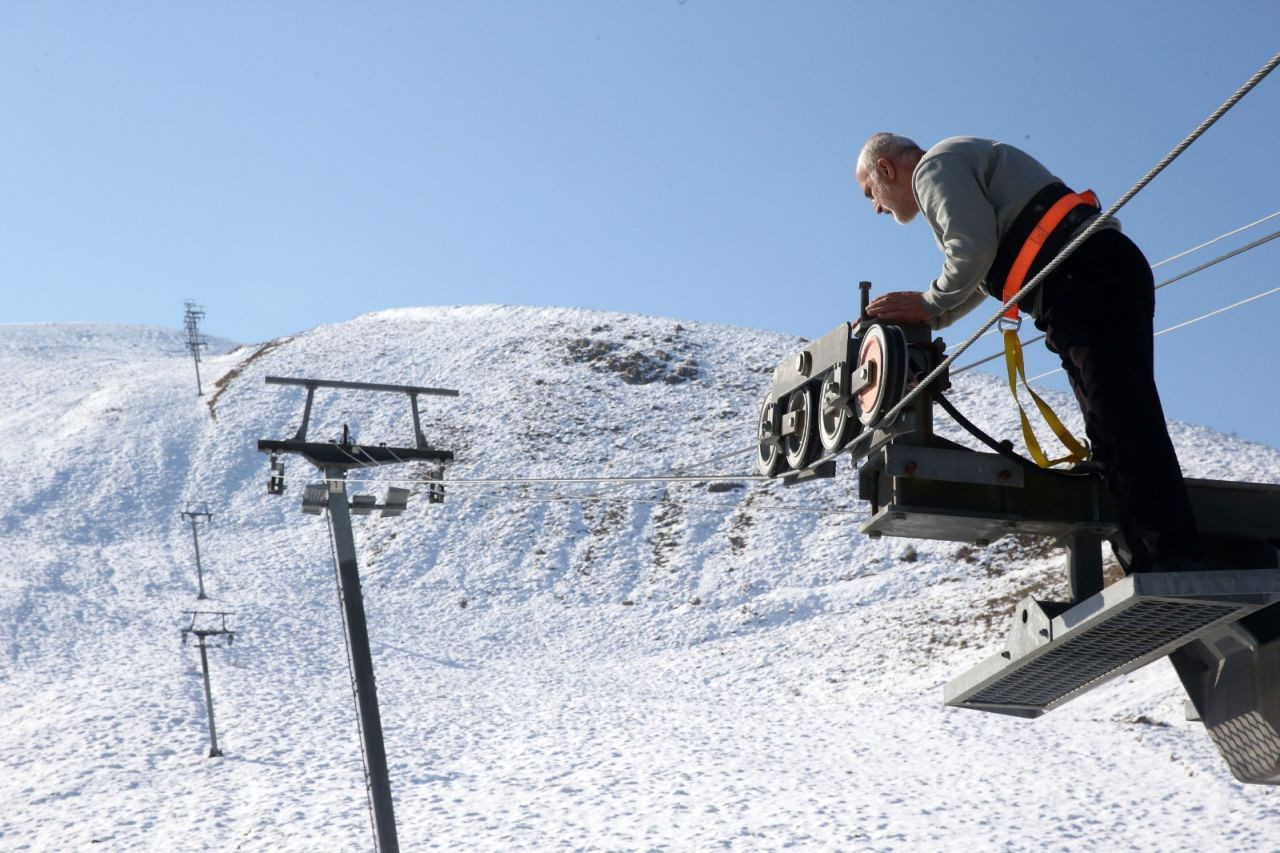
[[758, 310, 1280, 783], [944, 571, 1280, 716]]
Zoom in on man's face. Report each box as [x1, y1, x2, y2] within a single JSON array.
[[857, 157, 918, 224]]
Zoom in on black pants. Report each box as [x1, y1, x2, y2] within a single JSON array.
[[1034, 228, 1201, 571]]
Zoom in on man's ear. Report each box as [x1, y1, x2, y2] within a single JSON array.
[[877, 157, 896, 182]]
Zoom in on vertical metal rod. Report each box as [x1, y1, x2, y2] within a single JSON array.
[[294, 386, 317, 441], [1066, 531, 1105, 603], [409, 393, 427, 450], [190, 520, 208, 600], [197, 637, 222, 758], [192, 357, 204, 397], [324, 467, 399, 853]]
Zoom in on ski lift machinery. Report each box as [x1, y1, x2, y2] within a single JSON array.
[[757, 282, 1280, 785]]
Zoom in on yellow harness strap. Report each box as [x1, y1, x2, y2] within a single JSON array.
[[1002, 328, 1089, 467], [998, 188, 1099, 468]]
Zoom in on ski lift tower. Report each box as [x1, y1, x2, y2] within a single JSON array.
[[755, 286, 1280, 784], [258, 376, 456, 853], [181, 610, 235, 758], [183, 301, 209, 396]]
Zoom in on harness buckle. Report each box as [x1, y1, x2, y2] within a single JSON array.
[[998, 315, 1022, 333]]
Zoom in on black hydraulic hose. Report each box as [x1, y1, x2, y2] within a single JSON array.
[[932, 391, 1099, 480]]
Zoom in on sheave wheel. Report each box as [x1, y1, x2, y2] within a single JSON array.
[[756, 394, 783, 477], [855, 323, 908, 427], [818, 365, 859, 453], [783, 385, 818, 470]]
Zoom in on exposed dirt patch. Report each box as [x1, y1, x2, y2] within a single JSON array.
[[206, 336, 292, 419]]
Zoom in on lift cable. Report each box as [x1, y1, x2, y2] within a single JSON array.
[[286, 471, 768, 488], [953, 225, 1280, 375], [959, 212, 1280, 352], [872, 50, 1280, 432], [436, 490, 866, 517], [1149, 208, 1280, 270], [1026, 283, 1280, 382], [277, 473, 863, 517], [305, 233, 1279, 499], [297, 221, 1280, 499]]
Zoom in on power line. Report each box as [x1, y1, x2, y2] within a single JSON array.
[[285, 471, 766, 488], [960, 212, 1280, 353], [952, 225, 1280, 376], [1027, 284, 1280, 382], [280, 220, 1280, 501], [1150, 209, 1280, 269], [274, 473, 865, 516], [433, 489, 866, 517]]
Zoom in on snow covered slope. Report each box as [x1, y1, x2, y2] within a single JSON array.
[[2, 308, 1278, 851]]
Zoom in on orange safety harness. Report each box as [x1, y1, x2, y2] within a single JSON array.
[[998, 189, 1099, 468]]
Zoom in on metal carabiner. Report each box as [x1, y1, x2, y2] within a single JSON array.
[[998, 314, 1023, 333]]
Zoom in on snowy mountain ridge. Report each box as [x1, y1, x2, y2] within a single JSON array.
[[3, 305, 1279, 851]]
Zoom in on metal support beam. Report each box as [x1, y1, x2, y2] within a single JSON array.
[[182, 611, 233, 759], [180, 506, 213, 600], [191, 521, 207, 600], [196, 638, 222, 757], [325, 467, 399, 853]]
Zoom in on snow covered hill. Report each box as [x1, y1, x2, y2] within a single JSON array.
[[3, 307, 1278, 851]]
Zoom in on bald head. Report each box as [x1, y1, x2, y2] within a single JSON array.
[[856, 132, 926, 224], [857, 133, 924, 178]]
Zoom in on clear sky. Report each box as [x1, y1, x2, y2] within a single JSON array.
[[4, 2, 1279, 449]]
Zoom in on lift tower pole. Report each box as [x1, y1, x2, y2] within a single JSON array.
[[181, 610, 235, 758], [183, 301, 208, 396], [258, 375, 455, 853], [180, 503, 213, 599]]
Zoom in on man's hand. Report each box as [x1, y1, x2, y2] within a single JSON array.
[[865, 290, 932, 325]]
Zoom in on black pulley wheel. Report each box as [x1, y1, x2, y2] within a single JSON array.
[[818, 364, 859, 453], [783, 385, 818, 470], [756, 394, 783, 477]]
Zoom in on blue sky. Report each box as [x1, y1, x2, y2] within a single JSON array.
[[4, 2, 1279, 449]]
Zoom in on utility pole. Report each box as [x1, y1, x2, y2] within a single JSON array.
[[183, 300, 208, 396], [180, 503, 213, 599], [181, 610, 235, 758], [258, 375, 456, 853]]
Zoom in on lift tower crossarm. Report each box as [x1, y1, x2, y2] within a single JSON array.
[[264, 375, 456, 451]]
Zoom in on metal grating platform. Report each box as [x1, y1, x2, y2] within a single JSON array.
[[1207, 710, 1280, 785], [944, 571, 1280, 717]]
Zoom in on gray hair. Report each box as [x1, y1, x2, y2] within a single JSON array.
[[859, 133, 924, 178]]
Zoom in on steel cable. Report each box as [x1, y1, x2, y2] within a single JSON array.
[[1027, 284, 1280, 382], [952, 225, 1280, 375]]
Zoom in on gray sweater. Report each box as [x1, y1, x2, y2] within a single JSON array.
[[912, 137, 1110, 328]]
